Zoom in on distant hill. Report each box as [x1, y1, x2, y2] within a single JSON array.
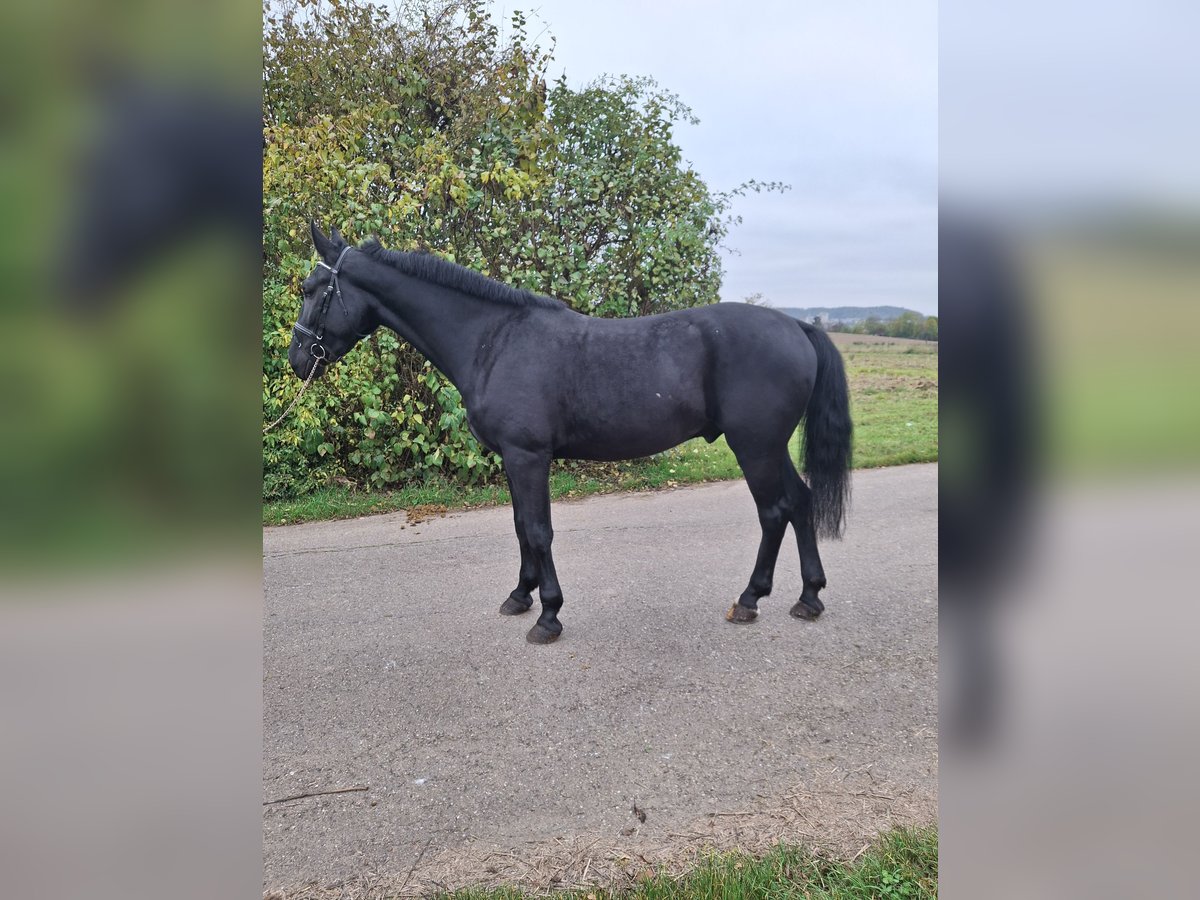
[[774, 305, 919, 324]]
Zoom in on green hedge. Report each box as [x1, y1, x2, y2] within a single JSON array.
[[262, 0, 780, 499]]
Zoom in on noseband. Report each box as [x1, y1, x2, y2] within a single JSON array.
[[292, 245, 367, 363]]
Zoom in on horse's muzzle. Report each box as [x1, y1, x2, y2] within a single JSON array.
[[288, 335, 327, 380]]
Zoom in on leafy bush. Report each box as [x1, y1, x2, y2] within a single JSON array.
[[262, 0, 780, 499]]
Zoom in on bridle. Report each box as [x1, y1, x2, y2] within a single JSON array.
[[291, 245, 355, 365], [265, 245, 372, 435]]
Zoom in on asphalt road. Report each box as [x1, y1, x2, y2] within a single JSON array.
[[263, 463, 937, 893]]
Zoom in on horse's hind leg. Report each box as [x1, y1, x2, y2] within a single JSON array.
[[499, 470, 538, 616], [783, 462, 827, 619], [727, 450, 792, 624]]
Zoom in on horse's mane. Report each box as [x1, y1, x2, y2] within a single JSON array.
[[358, 239, 564, 311]]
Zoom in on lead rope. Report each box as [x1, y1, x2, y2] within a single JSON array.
[[262, 356, 321, 434]]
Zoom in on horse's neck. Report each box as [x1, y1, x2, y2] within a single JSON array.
[[369, 270, 511, 392]]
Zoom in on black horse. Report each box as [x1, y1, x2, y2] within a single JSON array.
[[290, 224, 853, 643]]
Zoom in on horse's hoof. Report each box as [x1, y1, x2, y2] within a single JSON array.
[[499, 594, 533, 616], [726, 603, 758, 624], [526, 622, 563, 644], [790, 597, 824, 620]]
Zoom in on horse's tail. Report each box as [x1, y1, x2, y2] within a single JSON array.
[[797, 321, 853, 539]]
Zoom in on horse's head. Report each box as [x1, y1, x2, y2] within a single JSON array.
[[288, 223, 379, 379]]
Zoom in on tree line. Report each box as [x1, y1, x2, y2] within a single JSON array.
[[825, 311, 938, 342]]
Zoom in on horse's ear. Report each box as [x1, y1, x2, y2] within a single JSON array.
[[329, 226, 346, 249], [310, 220, 339, 265]]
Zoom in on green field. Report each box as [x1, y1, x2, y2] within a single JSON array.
[[264, 333, 937, 526]]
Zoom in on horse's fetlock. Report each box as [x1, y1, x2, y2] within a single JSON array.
[[749, 577, 773, 597]]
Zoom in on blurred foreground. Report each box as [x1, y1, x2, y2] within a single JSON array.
[[941, 1, 1200, 896], [0, 1, 261, 899]]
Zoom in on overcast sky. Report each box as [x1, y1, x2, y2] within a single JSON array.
[[505, 1, 938, 314]]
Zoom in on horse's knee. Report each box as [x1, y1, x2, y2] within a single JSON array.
[[523, 520, 553, 553]]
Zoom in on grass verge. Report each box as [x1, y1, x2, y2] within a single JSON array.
[[264, 334, 937, 526], [440, 826, 937, 900]]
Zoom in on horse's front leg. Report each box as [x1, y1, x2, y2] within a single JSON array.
[[501, 447, 564, 644], [499, 469, 538, 616]]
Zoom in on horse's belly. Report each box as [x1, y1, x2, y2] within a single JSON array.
[[556, 411, 708, 461]]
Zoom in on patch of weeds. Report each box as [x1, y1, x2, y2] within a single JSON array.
[[439, 826, 937, 899]]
